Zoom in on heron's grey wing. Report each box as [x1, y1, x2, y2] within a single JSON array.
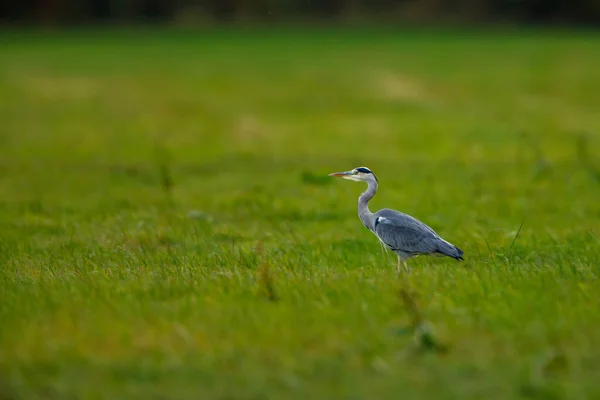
[[373, 209, 441, 255]]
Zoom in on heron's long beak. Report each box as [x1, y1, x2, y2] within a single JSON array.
[[328, 171, 353, 177]]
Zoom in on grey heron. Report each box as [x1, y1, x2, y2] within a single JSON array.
[[329, 167, 463, 273]]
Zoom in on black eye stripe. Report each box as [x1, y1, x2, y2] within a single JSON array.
[[355, 167, 372, 174]]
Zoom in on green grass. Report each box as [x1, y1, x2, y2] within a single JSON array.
[[1, 27, 600, 399]]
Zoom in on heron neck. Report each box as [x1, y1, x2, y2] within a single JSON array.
[[358, 179, 377, 231]]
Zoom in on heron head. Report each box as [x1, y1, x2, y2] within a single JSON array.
[[329, 167, 377, 183]]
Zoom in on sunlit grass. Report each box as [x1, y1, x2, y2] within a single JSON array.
[[1, 27, 600, 399]]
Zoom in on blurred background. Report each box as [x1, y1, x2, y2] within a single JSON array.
[[1, 0, 599, 237], [2, 0, 600, 26]]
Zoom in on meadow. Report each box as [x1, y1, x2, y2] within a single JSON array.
[[1, 27, 600, 399]]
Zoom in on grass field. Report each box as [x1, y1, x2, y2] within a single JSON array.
[[1, 27, 600, 399]]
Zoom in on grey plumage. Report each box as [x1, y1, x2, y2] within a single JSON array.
[[329, 166, 463, 273], [373, 209, 464, 260]]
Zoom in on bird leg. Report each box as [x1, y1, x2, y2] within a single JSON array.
[[397, 257, 410, 274]]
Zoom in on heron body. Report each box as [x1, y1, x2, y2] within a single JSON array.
[[329, 166, 463, 273]]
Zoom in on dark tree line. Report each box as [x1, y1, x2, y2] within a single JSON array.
[[2, 0, 600, 25]]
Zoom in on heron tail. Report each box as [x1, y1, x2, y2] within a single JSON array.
[[436, 239, 464, 261]]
